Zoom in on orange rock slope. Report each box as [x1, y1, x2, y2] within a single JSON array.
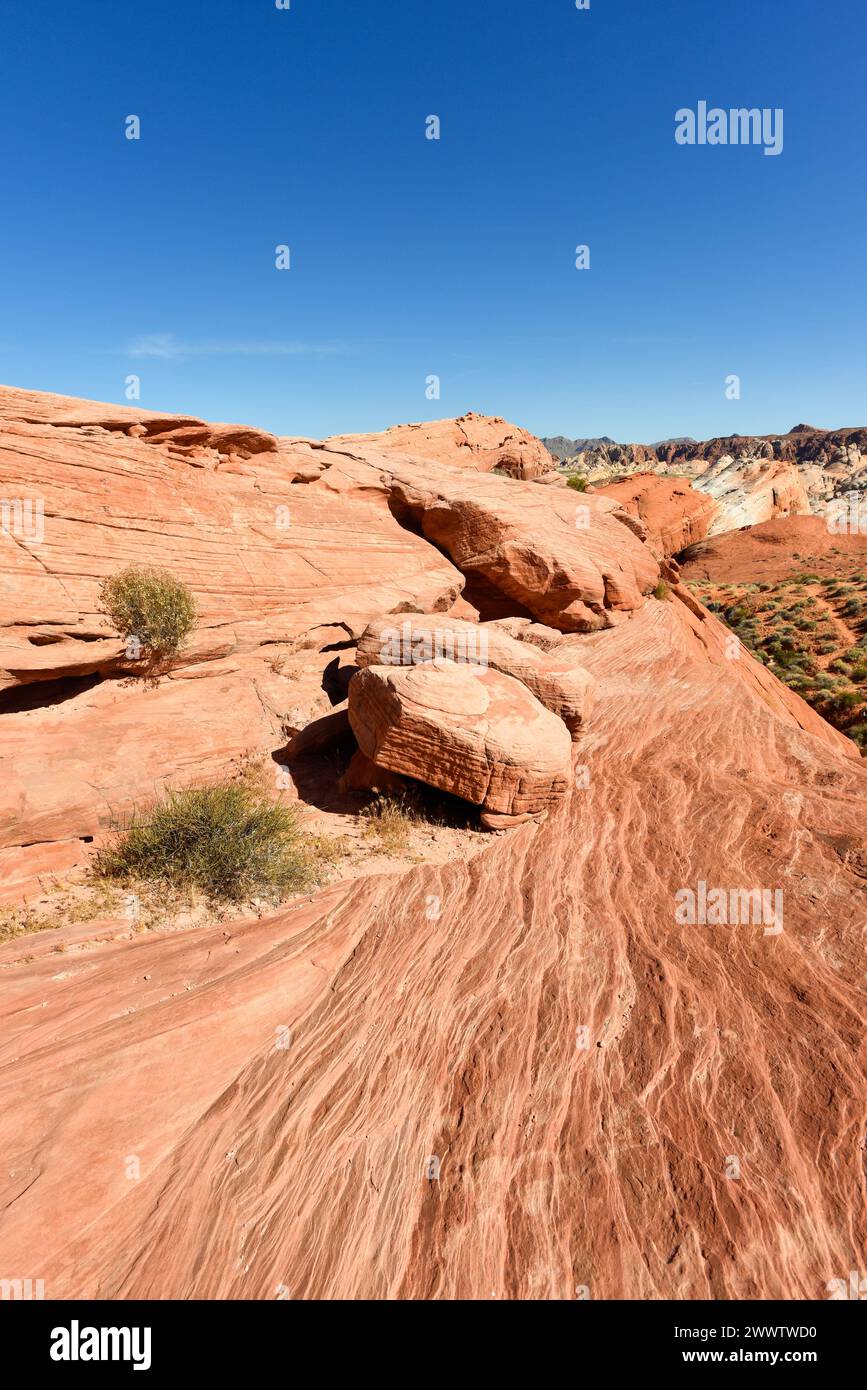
[[0, 385, 865, 1301]]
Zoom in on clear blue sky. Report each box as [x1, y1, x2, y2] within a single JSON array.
[[1, 0, 864, 442]]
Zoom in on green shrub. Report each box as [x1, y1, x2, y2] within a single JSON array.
[[95, 781, 328, 902], [653, 580, 670, 600], [566, 474, 588, 492], [828, 688, 864, 713], [99, 565, 197, 660], [846, 722, 867, 753]]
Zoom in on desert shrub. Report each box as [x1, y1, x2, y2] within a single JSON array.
[[566, 474, 588, 492], [99, 565, 197, 660], [360, 792, 423, 855], [846, 722, 867, 753], [653, 580, 670, 600], [817, 640, 839, 654], [842, 598, 864, 618], [850, 664, 867, 682], [95, 781, 327, 902], [828, 688, 864, 714]]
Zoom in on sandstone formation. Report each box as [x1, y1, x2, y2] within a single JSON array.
[[364, 457, 660, 631], [328, 411, 555, 479], [596, 473, 720, 557], [695, 454, 811, 535], [0, 384, 865, 1305], [1, 575, 864, 1300], [347, 659, 573, 819], [355, 613, 594, 734]]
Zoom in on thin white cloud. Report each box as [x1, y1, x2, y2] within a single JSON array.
[[124, 333, 344, 360]]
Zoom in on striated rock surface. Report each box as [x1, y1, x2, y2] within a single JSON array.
[[693, 454, 811, 535], [356, 613, 594, 734], [0, 588, 864, 1299], [596, 473, 720, 558], [327, 411, 554, 479], [0, 384, 865, 1305], [347, 658, 573, 817], [357, 455, 661, 631]]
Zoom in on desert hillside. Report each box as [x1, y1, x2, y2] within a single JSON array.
[[547, 423, 867, 539], [0, 386, 865, 1300]]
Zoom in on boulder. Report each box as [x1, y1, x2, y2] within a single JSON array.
[[355, 614, 594, 736], [347, 659, 572, 819], [376, 457, 660, 631]]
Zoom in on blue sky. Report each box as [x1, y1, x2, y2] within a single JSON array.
[[1, 0, 865, 441]]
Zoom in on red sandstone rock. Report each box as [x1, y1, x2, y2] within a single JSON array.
[[0, 584, 864, 1300], [327, 410, 554, 479], [355, 613, 594, 736], [0, 384, 865, 1307], [337, 748, 406, 795], [597, 472, 720, 557], [358, 455, 661, 631], [347, 659, 573, 817]]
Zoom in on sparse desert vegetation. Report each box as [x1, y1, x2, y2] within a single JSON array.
[[689, 570, 867, 752], [94, 778, 337, 903], [98, 564, 197, 661]]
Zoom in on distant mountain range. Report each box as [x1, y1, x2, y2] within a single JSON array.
[[542, 425, 866, 470]]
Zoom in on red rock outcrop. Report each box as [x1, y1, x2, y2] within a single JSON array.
[[548, 424, 860, 538], [356, 614, 595, 735], [1, 584, 864, 1300], [0, 385, 464, 897], [356, 455, 660, 630], [596, 473, 720, 557], [327, 411, 554, 479], [347, 659, 573, 818], [0, 385, 865, 1305]]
